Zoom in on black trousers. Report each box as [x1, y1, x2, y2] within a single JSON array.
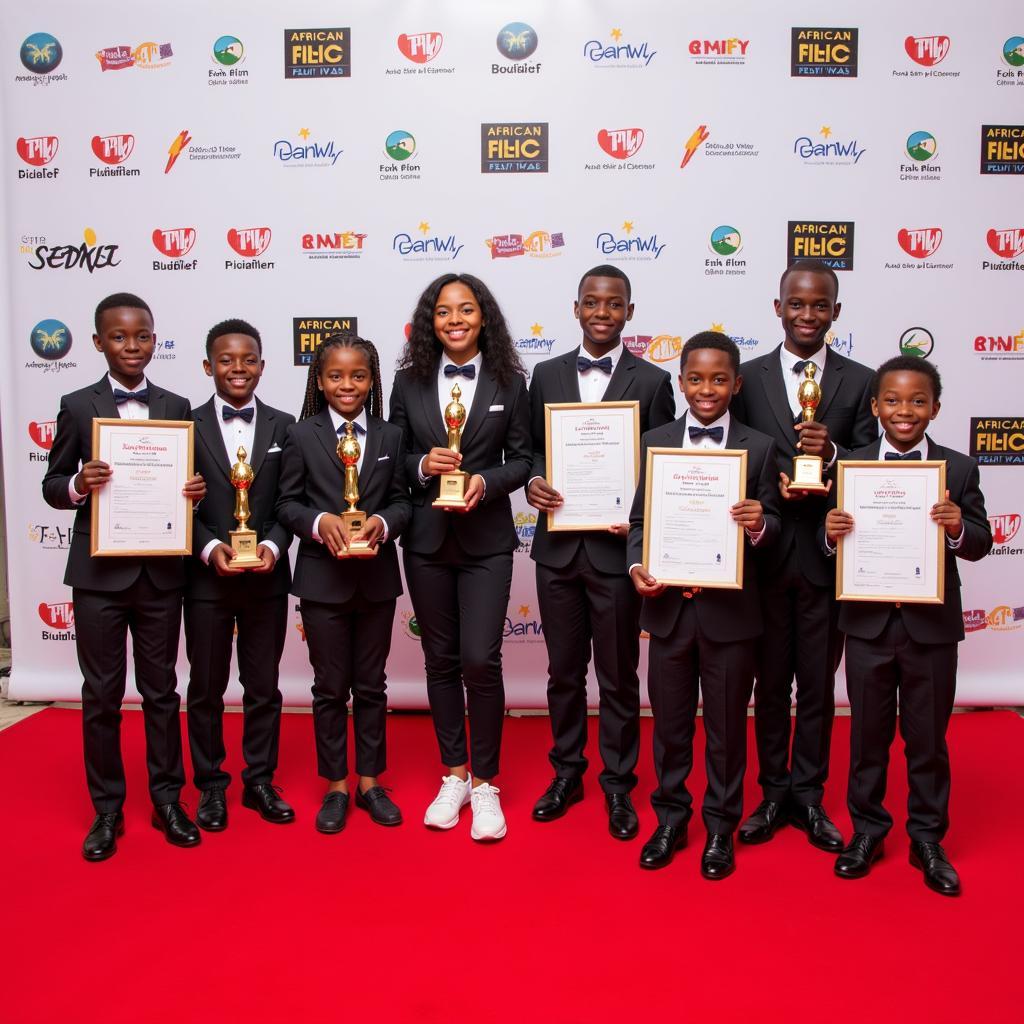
[[73, 574, 185, 812], [184, 591, 287, 790], [536, 548, 641, 792], [752, 559, 843, 805], [647, 601, 756, 834], [300, 595, 395, 780], [403, 533, 511, 780], [845, 613, 957, 842]]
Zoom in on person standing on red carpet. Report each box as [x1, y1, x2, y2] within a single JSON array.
[[823, 357, 992, 896]]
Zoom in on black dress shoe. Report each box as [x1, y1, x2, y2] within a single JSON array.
[[316, 792, 349, 834], [909, 841, 961, 896], [83, 812, 124, 861], [151, 802, 201, 848], [355, 786, 403, 826], [639, 824, 687, 869], [789, 803, 844, 852], [701, 833, 735, 880], [738, 799, 788, 845], [606, 793, 639, 840], [196, 788, 228, 832], [532, 777, 583, 821], [834, 833, 884, 878], [241, 783, 295, 824]]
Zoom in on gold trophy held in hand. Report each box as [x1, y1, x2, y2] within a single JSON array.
[[791, 362, 828, 493], [432, 382, 470, 509], [228, 446, 265, 568], [336, 421, 376, 558]]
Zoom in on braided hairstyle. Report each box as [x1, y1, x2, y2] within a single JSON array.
[[298, 332, 384, 421]]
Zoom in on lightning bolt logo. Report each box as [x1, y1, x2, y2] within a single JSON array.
[[680, 125, 710, 169], [164, 129, 192, 174]]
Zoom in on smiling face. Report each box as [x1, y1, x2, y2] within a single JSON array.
[[433, 281, 484, 364], [774, 270, 841, 357], [204, 333, 263, 408], [679, 346, 741, 425], [93, 305, 155, 388], [872, 369, 940, 452], [574, 275, 634, 354], [318, 344, 372, 420]]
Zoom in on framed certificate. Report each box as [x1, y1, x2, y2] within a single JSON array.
[[642, 447, 747, 589], [545, 401, 640, 531], [90, 419, 194, 556], [835, 460, 946, 604]]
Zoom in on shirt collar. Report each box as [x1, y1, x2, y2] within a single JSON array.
[[329, 406, 368, 436], [578, 342, 621, 372], [682, 409, 731, 442], [879, 432, 928, 460], [213, 394, 256, 419], [780, 344, 826, 375], [107, 373, 148, 395]]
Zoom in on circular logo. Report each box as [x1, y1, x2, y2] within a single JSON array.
[[213, 36, 244, 66], [402, 612, 422, 640], [1003, 36, 1024, 67], [385, 131, 416, 162], [20, 32, 62, 74], [710, 225, 742, 256], [30, 319, 72, 360], [898, 327, 934, 359], [496, 22, 538, 61], [906, 131, 937, 162]]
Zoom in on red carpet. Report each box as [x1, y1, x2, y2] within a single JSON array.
[[1, 708, 1020, 1023]]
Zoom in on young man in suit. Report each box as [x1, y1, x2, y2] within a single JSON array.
[[730, 259, 876, 853], [42, 292, 206, 860], [627, 332, 780, 877], [185, 319, 296, 831], [527, 265, 675, 839], [823, 357, 992, 895]]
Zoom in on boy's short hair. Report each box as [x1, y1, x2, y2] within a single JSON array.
[[94, 292, 153, 333], [577, 264, 631, 301], [779, 259, 840, 301], [680, 331, 740, 375], [872, 355, 942, 401], [206, 318, 263, 358]]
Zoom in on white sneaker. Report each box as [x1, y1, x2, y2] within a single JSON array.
[[423, 774, 472, 829], [470, 783, 507, 841]]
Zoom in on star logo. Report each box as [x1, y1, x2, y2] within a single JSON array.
[[610, 28, 622, 42], [622, 220, 634, 234], [711, 322, 724, 333], [518, 604, 530, 617], [418, 221, 430, 235], [531, 323, 543, 336], [819, 125, 832, 139], [298, 127, 311, 141]]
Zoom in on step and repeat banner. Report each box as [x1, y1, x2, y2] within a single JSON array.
[[2, 1, 1022, 705]]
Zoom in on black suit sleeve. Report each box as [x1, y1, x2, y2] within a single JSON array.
[[527, 369, 547, 481], [626, 433, 651, 570], [648, 374, 676, 430], [372, 435, 413, 540], [261, 413, 296, 555], [388, 372, 430, 490], [42, 396, 85, 511], [478, 374, 531, 505], [750, 440, 781, 549], [275, 427, 318, 541], [834, 372, 877, 460], [952, 459, 992, 563]]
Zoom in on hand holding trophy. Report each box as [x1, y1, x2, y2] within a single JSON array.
[[791, 363, 829, 493], [335, 421, 376, 558], [228, 446, 264, 568], [432, 382, 470, 509]]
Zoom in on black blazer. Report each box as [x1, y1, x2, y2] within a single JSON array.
[[626, 416, 781, 643], [185, 397, 294, 601], [819, 437, 992, 644], [730, 344, 876, 586], [388, 360, 531, 556], [42, 375, 191, 592], [528, 346, 675, 575], [275, 408, 411, 604]]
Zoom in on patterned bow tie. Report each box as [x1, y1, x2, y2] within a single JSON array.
[[577, 355, 613, 374], [337, 421, 366, 436], [792, 359, 813, 375], [884, 450, 921, 461], [222, 405, 254, 423], [688, 425, 724, 443], [112, 387, 149, 405], [443, 363, 476, 380]]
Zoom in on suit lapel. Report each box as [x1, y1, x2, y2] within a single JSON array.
[[816, 349, 846, 421], [759, 346, 800, 448], [249, 398, 274, 476], [147, 381, 168, 421], [90, 376, 118, 419], [312, 407, 345, 477], [419, 368, 449, 449], [356, 416, 384, 494], [602, 347, 637, 402], [194, 398, 232, 480], [458, 364, 498, 451], [724, 419, 748, 450], [558, 349, 582, 402]]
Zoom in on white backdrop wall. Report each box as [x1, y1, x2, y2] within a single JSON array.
[[2, 0, 1022, 705]]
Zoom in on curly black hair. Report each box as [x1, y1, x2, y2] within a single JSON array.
[[397, 272, 526, 387], [872, 355, 942, 401], [299, 333, 384, 421]]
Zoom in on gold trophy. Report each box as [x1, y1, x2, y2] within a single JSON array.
[[336, 422, 376, 558], [432, 382, 469, 509], [791, 363, 828, 493], [228, 446, 264, 568]]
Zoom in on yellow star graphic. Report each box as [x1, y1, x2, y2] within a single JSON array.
[[519, 605, 530, 617], [418, 221, 430, 235], [1015, 329, 1024, 349], [531, 323, 543, 336], [710, 322, 724, 333], [298, 127, 311, 140], [610, 28, 622, 41], [819, 125, 832, 139], [622, 220, 634, 234]]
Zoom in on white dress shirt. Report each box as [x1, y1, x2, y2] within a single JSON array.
[[577, 343, 620, 404], [418, 351, 485, 485], [781, 344, 838, 469]]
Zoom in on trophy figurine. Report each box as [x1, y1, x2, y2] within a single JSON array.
[[791, 362, 828, 493], [336, 421, 376, 558], [432, 382, 470, 509], [228, 446, 264, 568]]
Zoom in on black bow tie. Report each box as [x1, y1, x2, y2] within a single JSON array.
[[792, 359, 814, 375], [577, 355, 613, 374], [337, 421, 366, 436], [222, 405, 254, 423], [443, 363, 476, 380], [688, 425, 724, 444], [885, 450, 921, 461], [112, 387, 149, 405]]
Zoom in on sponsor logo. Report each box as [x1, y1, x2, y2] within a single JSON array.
[[89, 133, 140, 178], [29, 318, 72, 360], [486, 231, 564, 259], [284, 27, 350, 78], [825, 329, 854, 357], [970, 418, 1024, 465], [495, 22, 540, 74], [29, 523, 70, 549], [392, 221, 464, 261], [791, 27, 858, 77], [211, 36, 248, 85], [401, 609, 422, 641], [962, 609, 988, 632], [905, 35, 950, 67], [622, 334, 683, 363], [513, 323, 556, 359], [38, 600, 75, 640], [152, 227, 197, 271], [95, 41, 173, 72], [680, 125, 710, 168], [164, 129, 192, 172], [21, 32, 63, 73], [399, 32, 443, 64], [688, 38, 749, 65], [680, 125, 760, 165], [900, 131, 942, 182], [793, 125, 866, 165], [990, 513, 1023, 557], [28, 420, 58, 452], [503, 604, 545, 643], [301, 230, 367, 261], [481, 122, 548, 173], [981, 124, 1024, 174], [583, 27, 657, 68], [380, 131, 422, 180], [787, 221, 855, 270], [598, 127, 644, 160], [25, 227, 120, 273], [984, 604, 1024, 632], [16, 135, 60, 180], [998, 37, 1024, 87], [273, 127, 343, 168], [710, 322, 760, 350], [984, 227, 1024, 271], [596, 220, 665, 261], [899, 327, 934, 358], [293, 316, 358, 366], [710, 225, 741, 256], [152, 337, 177, 362], [514, 511, 537, 554], [974, 329, 1024, 361], [898, 227, 942, 259], [226, 227, 274, 271], [170, 131, 240, 167], [706, 226, 746, 277]]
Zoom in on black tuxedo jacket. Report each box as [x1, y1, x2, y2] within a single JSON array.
[[626, 417, 781, 643], [185, 397, 294, 601], [528, 345, 675, 574], [388, 360, 532, 556], [820, 438, 992, 644], [730, 344, 876, 586], [42, 375, 191, 592], [275, 408, 411, 604]]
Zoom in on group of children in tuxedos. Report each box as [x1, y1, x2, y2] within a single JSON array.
[[42, 260, 992, 897]]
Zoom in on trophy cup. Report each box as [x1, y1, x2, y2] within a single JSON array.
[[791, 362, 828, 493], [336, 421, 376, 558], [432, 382, 469, 509], [228, 446, 265, 568]]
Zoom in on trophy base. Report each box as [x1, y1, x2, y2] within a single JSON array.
[[790, 454, 829, 493], [432, 469, 469, 509], [228, 529, 264, 569], [336, 509, 377, 559]]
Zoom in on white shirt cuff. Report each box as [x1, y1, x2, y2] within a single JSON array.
[[946, 528, 964, 550], [68, 477, 88, 504], [369, 514, 389, 543], [312, 512, 326, 543], [745, 521, 767, 545], [200, 539, 220, 564], [417, 455, 430, 486], [262, 540, 280, 562]]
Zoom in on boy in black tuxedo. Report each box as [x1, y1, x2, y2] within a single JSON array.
[[823, 357, 992, 895], [185, 319, 295, 832], [527, 265, 674, 838], [627, 332, 780, 878], [41, 292, 206, 860], [730, 259, 876, 853]]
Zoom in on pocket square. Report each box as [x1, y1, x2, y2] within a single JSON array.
[[488, 404, 504, 412], [267, 445, 282, 453], [377, 454, 390, 461]]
